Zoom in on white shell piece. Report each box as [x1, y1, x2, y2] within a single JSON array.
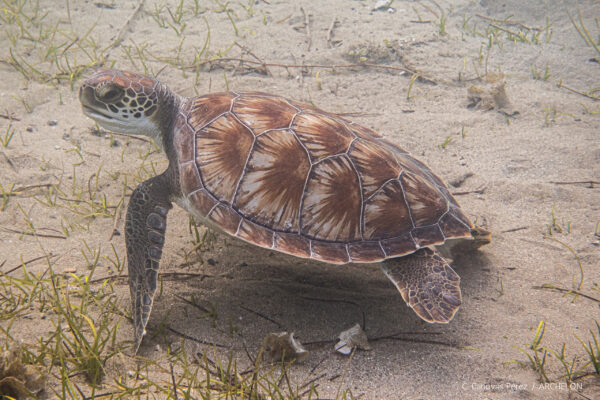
[[335, 323, 371, 355]]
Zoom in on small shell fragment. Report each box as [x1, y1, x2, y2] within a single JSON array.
[[335, 323, 372, 355], [260, 332, 308, 362], [467, 74, 518, 116]]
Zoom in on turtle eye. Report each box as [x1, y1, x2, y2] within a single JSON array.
[[96, 83, 124, 103]]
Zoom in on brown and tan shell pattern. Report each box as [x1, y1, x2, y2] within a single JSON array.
[[174, 92, 473, 264]]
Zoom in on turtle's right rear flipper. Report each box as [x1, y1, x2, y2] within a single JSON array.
[[380, 248, 461, 323], [126, 174, 172, 353]]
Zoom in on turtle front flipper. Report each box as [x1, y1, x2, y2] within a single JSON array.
[[125, 174, 172, 353], [380, 248, 462, 323]]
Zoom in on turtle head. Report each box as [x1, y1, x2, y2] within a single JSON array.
[[79, 69, 179, 149]]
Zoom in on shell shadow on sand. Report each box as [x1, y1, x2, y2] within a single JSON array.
[[145, 237, 494, 359]]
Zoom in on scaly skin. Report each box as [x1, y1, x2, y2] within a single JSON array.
[[380, 248, 462, 323], [125, 173, 172, 353]]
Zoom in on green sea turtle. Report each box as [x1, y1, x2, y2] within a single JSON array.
[[79, 69, 490, 352]]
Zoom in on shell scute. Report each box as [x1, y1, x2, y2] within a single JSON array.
[[291, 113, 354, 162], [300, 155, 361, 241], [400, 171, 448, 227], [348, 241, 386, 263], [196, 113, 254, 203], [311, 242, 349, 264], [273, 232, 311, 258], [237, 91, 279, 97], [363, 179, 412, 240], [232, 95, 297, 135], [174, 113, 195, 163], [381, 233, 417, 258], [350, 123, 383, 140], [237, 219, 274, 248], [188, 92, 235, 130], [188, 189, 217, 216], [180, 162, 202, 194], [439, 211, 472, 238], [412, 224, 445, 247], [397, 154, 449, 197], [287, 99, 339, 119], [208, 204, 241, 235], [234, 129, 310, 232], [349, 139, 402, 199], [448, 208, 473, 231], [379, 139, 409, 155]]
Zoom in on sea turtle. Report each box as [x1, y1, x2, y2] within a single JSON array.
[[79, 69, 490, 352]]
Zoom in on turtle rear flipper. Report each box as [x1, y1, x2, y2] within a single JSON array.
[[380, 248, 461, 323], [126, 173, 173, 353]]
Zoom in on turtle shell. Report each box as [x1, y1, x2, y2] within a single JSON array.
[[174, 92, 473, 264]]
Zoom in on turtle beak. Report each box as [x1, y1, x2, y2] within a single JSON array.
[[79, 85, 113, 121], [82, 105, 114, 121], [79, 85, 93, 107]]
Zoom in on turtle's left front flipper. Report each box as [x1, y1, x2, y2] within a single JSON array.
[[380, 248, 461, 323], [125, 173, 172, 353]]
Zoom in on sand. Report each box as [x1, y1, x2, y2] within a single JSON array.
[[1, 0, 599, 398]]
